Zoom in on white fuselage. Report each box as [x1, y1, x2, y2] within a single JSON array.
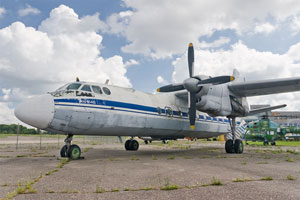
[[41, 82, 244, 139]]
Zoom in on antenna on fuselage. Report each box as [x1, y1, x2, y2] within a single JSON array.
[[76, 77, 80, 82]]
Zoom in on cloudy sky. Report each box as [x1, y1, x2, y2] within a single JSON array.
[[1, 0, 300, 124]]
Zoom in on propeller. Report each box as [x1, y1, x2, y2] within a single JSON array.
[[157, 43, 235, 130]]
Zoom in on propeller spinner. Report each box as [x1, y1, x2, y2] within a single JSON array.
[[157, 43, 235, 130]]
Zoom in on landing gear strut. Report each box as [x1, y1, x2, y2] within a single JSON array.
[[125, 138, 139, 151], [60, 134, 81, 159], [225, 118, 243, 154]]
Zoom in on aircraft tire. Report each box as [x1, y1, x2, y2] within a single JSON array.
[[68, 144, 81, 160], [60, 145, 68, 157], [125, 140, 131, 150], [144, 140, 148, 144], [129, 140, 139, 151], [234, 139, 243, 154], [271, 141, 276, 146], [225, 140, 234, 153]]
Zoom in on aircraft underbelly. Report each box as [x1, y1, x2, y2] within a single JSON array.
[[50, 106, 230, 138]]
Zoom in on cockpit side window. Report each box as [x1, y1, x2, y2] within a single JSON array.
[[81, 85, 92, 92], [103, 87, 111, 95], [66, 83, 81, 90], [92, 85, 102, 94]]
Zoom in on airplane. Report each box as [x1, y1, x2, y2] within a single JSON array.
[[14, 43, 300, 160]]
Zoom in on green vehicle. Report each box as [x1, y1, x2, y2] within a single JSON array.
[[243, 119, 286, 145]]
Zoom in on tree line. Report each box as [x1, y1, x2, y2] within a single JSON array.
[[0, 124, 38, 134]]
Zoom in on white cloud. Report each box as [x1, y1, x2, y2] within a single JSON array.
[[0, 5, 132, 124], [254, 23, 277, 34], [199, 37, 231, 49], [0, 103, 18, 124], [157, 75, 168, 85], [0, 7, 6, 17], [105, 0, 300, 58], [18, 4, 40, 17], [172, 41, 300, 110]]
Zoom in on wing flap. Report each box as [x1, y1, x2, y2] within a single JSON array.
[[228, 77, 300, 97]]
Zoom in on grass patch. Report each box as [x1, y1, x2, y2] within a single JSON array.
[[152, 155, 157, 160], [46, 189, 55, 193], [261, 176, 273, 181], [216, 155, 227, 158], [256, 161, 268, 164], [82, 147, 92, 153], [60, 189, 79, 193], [287, 175, 297, 180], [286, 157, 295, 162], [286, 149, 298, 155], [57, 158, 69, 168], [241, 161, 247, 165], [111, 189, 119, 192], [210, 177, 223, 186], [2, 183, 9, 186], [160, 178, 180, 190], [45, 169, 58, 176], [96, 185, 105, 193], [232, 177, 253, 182], [183, 156, 192, 159], [167, 155, 175, 160], [130, 156, 139, 160]]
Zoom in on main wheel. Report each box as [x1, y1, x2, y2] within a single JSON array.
[[263, 141, 269, 146], [60, 145, 68, 157], [234, 139, 243, 154], [225, 139, 234, 153], [125, 140, 131, 150], [67, 144, 81, 160], [144, 140, 148, 144], [129, 140, 139, 151], [271, 141, 276, 146]]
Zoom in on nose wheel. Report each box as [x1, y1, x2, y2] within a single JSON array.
[[225, 118, 244, 154], [60, 134, 82, 159], [125, 138, 139, 151]]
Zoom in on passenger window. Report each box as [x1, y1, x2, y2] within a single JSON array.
[[103, 87, 111, 95], [81, 85, 92, 92], [66, 83, 81, 90], [92, 85, 102, 94]]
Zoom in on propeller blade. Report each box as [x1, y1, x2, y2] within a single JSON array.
[[189, 92, 196, 130], [188, 43, 194, 78], [157, 83, 184, 92], [197, 75, 234, 86]]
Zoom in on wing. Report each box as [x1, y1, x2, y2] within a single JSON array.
[[228, 77, 300, 97]]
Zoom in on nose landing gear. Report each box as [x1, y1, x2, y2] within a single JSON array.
[[60, 134, 82, 159], [225, 117, 244, 154]]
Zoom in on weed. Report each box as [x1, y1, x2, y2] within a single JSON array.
[[6, 191, 17, 200], [286, 149, 298, 155], [96, 185, 105, 193], [210, 177, 223, 186], [16, 155, 26, 158], [286, 158, 295, 162], [152, 155, 157, 160], [184, 156, 192, 159], [160, 178, 180, 190], [256, 161, 268, 164], [2, 183, 9, 186], [216, 155, 227, 158], [287, 175, 297, 180], [82, 147, 91, 153], [167, 155, 175, 160], [232, 177, 252, 182], [45, 169, 58, 176], [111, 189, 119, 192], [130, 156, 140, 160], [123, 188, 130, 191], [46, 189, 55, 193], [261, 176, 273, 181], [241, 161, 247, 165]]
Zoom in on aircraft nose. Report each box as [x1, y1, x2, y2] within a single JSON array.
[[15, 94, 54, 129]]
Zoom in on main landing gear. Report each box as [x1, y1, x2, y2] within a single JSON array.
[[60, 134, 81, 159], [125, 138, 139, 151], [225, 117, 243, 154]]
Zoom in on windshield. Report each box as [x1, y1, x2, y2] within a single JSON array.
[[50, 83, 96, 97]]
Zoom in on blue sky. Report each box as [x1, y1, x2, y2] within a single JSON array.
[[1, 0, 300, 123]]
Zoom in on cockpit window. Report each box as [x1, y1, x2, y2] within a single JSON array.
[[81, 85, 92, 92], [103, 87, 111, 95], [92, 85, 102, 94], [66, 83, 81, 90]]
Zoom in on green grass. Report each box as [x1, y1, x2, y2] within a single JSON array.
[[287, 175, 297, 180], [210, 177, 223, 186], [167, 155, 175, 160], [130, 156, 139, 160], [160, 178, 180, 190], [246, 141, 300, 147], [286, 157, 295, 162], [152, 155, 157, 160], [232, 177, 253, 182], [261, 176, 273, 181], [111, 189, 119, 192], [286, 149, 298, 155], [96, 185, 105, 193]]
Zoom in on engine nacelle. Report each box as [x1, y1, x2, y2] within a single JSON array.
[[196, 85, 232, 116]]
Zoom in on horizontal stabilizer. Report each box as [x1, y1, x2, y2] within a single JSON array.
[[247, 104, 286, 116]]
